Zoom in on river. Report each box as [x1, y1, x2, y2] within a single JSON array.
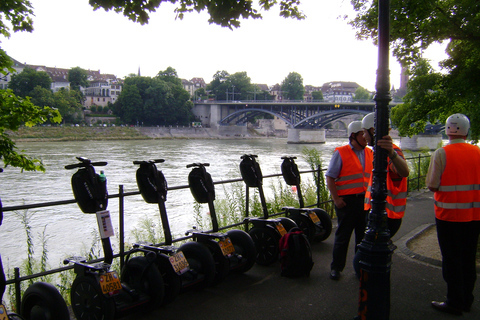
[[0, 138, 380, 270]]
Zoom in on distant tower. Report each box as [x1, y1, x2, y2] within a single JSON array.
[[138, 66, 141, 77]]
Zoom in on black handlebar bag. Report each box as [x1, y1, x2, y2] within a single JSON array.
[[136, 163, 168, 204], [71, 167, 108, 213], [240, 156, 263, 188], [281, 158, 301, 186], [188, 167, 215, 204]]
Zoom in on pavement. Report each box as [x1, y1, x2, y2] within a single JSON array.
[[126, 190, 480, 320]]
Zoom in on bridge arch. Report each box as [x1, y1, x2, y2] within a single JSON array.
[[219, 108, 293, 127]]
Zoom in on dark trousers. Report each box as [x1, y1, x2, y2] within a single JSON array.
[[436, 218, 480, 310], [331, 194, 367, 272]]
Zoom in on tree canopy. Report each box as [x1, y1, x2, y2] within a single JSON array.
[[281, 72, 305, 100], [89, 0, 305, 29], [349, 0, 480, 140], [68, 67, 90, 91]]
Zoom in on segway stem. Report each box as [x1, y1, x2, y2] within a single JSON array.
[[157, 201, 173, 245], [101, 237, 114, 265]]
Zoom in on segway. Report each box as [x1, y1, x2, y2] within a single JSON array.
[[64, 157, 164, 320], [132, 159, 216, 301], [280, 156, 332, 242], [0, 168, 69, 320], [186, 162, 256, 284], [239, 155, 297, 266]]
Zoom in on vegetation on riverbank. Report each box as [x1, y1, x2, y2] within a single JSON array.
[[9, 126, 149, 141]]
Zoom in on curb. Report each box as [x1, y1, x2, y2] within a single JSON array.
[[396, 223, 442, 268]]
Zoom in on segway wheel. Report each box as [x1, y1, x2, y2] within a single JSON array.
[[6, 313, 25, 320], [313, 209, 333, 242], [290, 214, 316, 241], [226, 229, 256, 273], [121, 256, 164, 309], [278, 217, 297, 232], [156, 253, 182, 305], [20, 282, 69, 320], [249, 227, 281, 266], [198, 240, 230, 286], [70, 275, 115, 320], [178, 241, 216, 291]]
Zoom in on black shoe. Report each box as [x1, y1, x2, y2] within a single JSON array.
[[431, 301, 462, 315], [330, 270, 340, 280]]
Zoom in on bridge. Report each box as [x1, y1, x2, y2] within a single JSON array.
[[192, 100, 400, 129], [192, 100, 400, 143]]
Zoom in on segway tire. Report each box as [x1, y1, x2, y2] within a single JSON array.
[[199, 240, 230, 286], [278, 217, 297, 232], [249, 227, 281, 266], [121, 256, 164, 309], [290, 214, 316, 241], [70, 275, 115, 320], [312, 209, 333, 242], [226, 229, 256, 273], [20, 282, 69, 320], [178, 241, 216, 291], [155, 253, 182, 305], [7, 313, 25, 320]]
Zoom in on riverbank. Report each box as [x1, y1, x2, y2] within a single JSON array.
[[8, 125, 266, 141]]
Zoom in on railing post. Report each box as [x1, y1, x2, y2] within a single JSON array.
[[316, 164, 321, 207], [14, 267, 21, 313], [417, 154, 421, 191], [119, 185, 125, 270]]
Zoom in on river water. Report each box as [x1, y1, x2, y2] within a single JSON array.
[[0, 138, 369, 270]]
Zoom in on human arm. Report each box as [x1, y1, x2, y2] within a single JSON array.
[[326, 176, 346, 208], [426, 149, 444, 192], [377, 135, 410, 177]]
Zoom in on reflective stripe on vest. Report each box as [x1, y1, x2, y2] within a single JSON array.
[[434, 143, 480, 222], [334, 145, 372, 196], [364, 144, 408, 219]]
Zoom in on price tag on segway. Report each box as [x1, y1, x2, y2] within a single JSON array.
[[99, 271, 122, 294], [309, 212, 320, 223], [218, 237, 235, 257], [169, 251, 189, 275], [0, 304, 7, 320], [275, 222, 287, 236], [96, 210, 114, 238]]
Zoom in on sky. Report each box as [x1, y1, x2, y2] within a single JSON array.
[[1, 0, 448, 92]]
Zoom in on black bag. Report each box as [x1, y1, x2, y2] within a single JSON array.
[[71, 168, 108, 213], [136, 163, 168, 204], [279, 227, 314, 278], [240, 156, 263, 188], [188, 167, 215, 204], [281, 157, 301, 186]]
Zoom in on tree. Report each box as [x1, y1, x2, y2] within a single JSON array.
[[207, 70, 230, 101], [349, 0, 480, 140], [156, 66, 182, 86], [311, 91, 323, 100], [281, 72, 305, 100], [68, 67, 90, 91], [353, 87, 371, 101], [9, 67, 52, 97], [89, 0, 305, 29]]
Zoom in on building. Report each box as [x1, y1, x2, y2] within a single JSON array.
[[321, 81, 360, 103], [83, 71, 122, 108], [182, 77, 206, 98]]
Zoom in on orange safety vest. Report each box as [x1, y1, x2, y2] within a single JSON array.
[[334, 145, 373, 196], [434, 143, 480, 222], [364, 144, 408, 219]]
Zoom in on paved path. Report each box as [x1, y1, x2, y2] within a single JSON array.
[[127, 191, 479, 320]]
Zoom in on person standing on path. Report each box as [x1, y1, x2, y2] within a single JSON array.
[[326, 121, 373, 280], [426, 113, 480, 316]]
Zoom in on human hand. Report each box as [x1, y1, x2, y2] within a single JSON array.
[[377, 135, 394, 156]]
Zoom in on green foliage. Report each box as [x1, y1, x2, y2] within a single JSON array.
[[311, 90, 323, 100], [281, 72, 305, 100], [0, 89, 61, 171], [353, 86, 371, 101], [0, 0, 34, 38], [349, 0, 480, 141], [114, 69, 194, 126], [206, 70, 256, 101], [68, 67, 90, 91], [89, 0, 305, 29], [8, 68, 52, 97], [130, 214, 165, 244], [405, 150, 433, 192]]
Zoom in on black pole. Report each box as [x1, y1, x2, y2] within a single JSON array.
[[356, 0, 394, 319]]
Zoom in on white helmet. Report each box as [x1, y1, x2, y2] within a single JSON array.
[[348, 121, 363, 136], [361, 112, 375, 130], [446, 113, 470, 136]]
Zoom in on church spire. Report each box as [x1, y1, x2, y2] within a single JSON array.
[[138, 66, 141, 76]]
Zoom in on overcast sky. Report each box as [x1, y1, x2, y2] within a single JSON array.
[[1, 0, 447, 91]]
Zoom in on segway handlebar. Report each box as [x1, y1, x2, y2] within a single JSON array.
[[281, 156, 297, 160], [65, 157, 107, 170], [241, 154, 257, 159], [133, 159, 165, 165], [186, 163, 209, 168]]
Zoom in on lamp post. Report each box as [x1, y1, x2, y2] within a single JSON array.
[[356, 0, 394, 319]]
